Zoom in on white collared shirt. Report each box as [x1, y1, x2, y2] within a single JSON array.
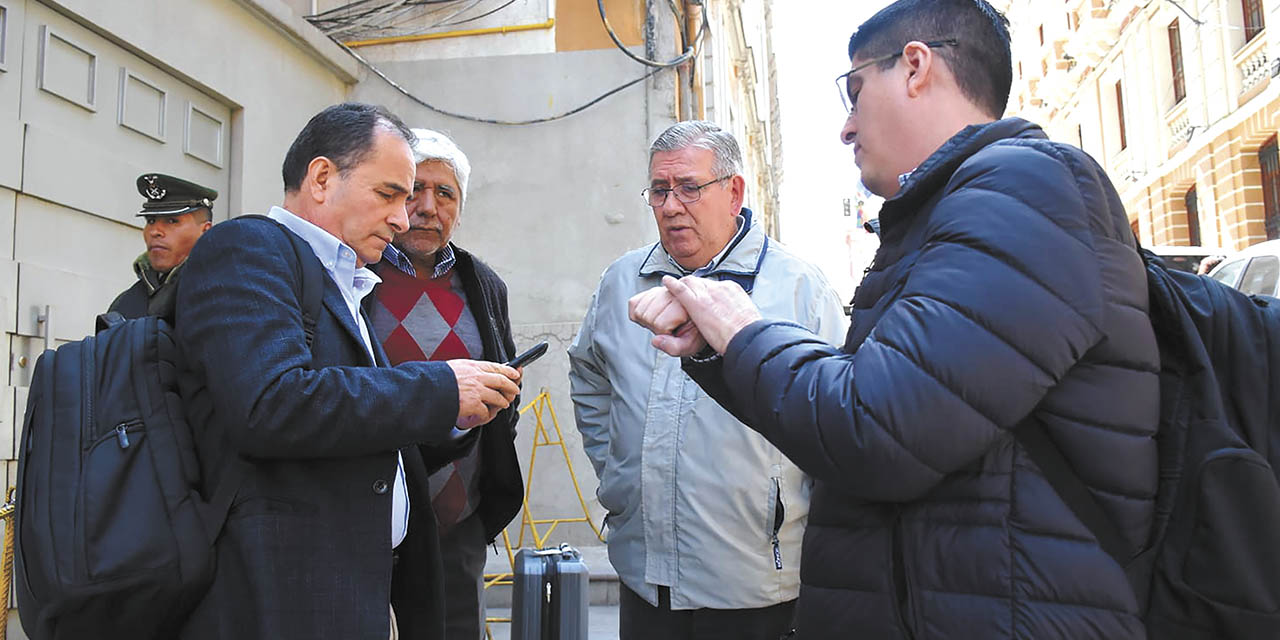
[[267, 206, 410, 549]]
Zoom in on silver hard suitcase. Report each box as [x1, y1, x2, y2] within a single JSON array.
[[511, 544, 589, 640]]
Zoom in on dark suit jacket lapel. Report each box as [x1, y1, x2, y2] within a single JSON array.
[[322, 285, 376, 367]]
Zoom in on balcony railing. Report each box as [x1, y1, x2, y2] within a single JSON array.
[[1234, 34, 1270, 100], [1165, 101, 1193, 152]]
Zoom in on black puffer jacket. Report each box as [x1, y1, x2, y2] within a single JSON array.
[[687, 119, 1159, 639]]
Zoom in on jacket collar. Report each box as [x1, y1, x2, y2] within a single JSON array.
[[638, 207, 768, 293], [132, 252, 178, 295], [878, 118, 1045, 245]]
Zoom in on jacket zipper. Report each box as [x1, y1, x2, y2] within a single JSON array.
[[770, 477, 785, 570], [892, 506, 918, 640]]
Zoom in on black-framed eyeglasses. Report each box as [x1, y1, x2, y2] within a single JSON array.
[[642, 175, 732, 207], [835, 39, 959, 115]]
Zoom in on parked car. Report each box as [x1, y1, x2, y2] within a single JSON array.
[[1207, 239, 1280, 297], [1148, 245, 1229, 274]]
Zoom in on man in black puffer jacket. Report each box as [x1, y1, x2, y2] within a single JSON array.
[[626, 1, 1159, 638]]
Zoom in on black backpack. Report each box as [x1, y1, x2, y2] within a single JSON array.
[[1018, 248, 1280, 638], [15, 216, 323, 640]]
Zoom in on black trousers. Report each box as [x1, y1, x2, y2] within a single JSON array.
[[620, 584, 797, 640], [438, 510, 487, 640]]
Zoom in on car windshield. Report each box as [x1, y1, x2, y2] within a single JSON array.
[[1238, 255, 1280, 296], [1210, 259, 1247, 287]]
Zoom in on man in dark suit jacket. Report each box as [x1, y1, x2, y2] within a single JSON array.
[[174, 103, 521, 640]]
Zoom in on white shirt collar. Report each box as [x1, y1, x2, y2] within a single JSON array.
[[266, 206, 381, 303]]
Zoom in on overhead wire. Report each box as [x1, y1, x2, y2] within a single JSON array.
[[596, 0, 706, 68], [432, 0, 518, 28], [338, 41, 666, 125], [324, 0, 707, 126], [1163, 0, 1206, 26], [427, 0, 487, 26]]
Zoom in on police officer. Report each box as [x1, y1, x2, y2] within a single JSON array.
[[108, 173, 216, 320]]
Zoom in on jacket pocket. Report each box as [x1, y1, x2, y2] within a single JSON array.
[[82, 421, 170, 580], [768, 476, 785, 570], [1182, 448, 1280, 613]]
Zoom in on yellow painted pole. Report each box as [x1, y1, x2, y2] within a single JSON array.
[[344, 18, 555, 48]]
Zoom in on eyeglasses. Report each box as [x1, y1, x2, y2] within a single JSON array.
[[642, 175, 732, 207], [835, 39, 959, 115]]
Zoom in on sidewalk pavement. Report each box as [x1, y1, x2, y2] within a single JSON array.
[[484, 543, 619, 639], [485, 605, 620, 640]]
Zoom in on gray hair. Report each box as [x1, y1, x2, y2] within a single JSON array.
[[409, 128, 471, 213], [649, 121, 743, 178]]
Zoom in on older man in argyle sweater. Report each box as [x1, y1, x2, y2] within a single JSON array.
[[366, 129, 524, 640]]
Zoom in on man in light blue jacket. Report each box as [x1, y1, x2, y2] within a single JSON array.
[[568, 121, 846, 640]]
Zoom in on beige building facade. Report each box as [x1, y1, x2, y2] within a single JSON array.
[[1000, 0, 1280, 251]]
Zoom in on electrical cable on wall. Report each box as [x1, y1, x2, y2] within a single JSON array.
[[321, 0, 709, 125], [597, 0, 707, 68], [434, 0, 517, 27], [1167, 0, 1203, 26], [308, 0, 481, 39], [338, 41, 666, 125]]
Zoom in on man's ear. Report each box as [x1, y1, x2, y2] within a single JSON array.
[[728, 174, 746, 213], [305, 156, 338, 204], [901, 41, 937, 99]]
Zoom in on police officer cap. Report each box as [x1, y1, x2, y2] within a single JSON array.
[[136, 173, 218, 217]]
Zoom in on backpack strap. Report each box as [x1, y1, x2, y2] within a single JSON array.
[[1013, 422, 1132, 564], [1015, 241, 1164, 569], [202, 214, 325, 543], [94, 311, 127, 334], [238, 214, 324, 347]]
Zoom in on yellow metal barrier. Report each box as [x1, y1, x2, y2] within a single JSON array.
[[515, 390, 604, 549], [482, 389, 604, 639], [1, 487, 15, 640]]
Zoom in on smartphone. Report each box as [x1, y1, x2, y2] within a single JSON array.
[[505, 341, 548, 369]]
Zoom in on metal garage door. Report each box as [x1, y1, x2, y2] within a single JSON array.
[[0, 0, 232, 503]]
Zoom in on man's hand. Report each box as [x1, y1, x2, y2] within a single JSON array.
[[630, 276, 762, 357], [447, 360, 521, 429], [628, 285, 708, 357]]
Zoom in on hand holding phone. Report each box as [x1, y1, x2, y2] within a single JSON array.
[[505, 341, 548, 369]]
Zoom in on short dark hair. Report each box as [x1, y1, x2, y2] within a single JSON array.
[[848, 0, 1012, 118], [281, 102, 416, 193]]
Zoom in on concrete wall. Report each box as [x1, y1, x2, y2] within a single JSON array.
[[353, 47, 670, 547], [2, 2, 356, 634]]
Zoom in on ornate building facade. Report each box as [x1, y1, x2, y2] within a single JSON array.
[[1000, 0, 1280, 250]]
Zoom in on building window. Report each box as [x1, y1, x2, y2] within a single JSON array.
[[1116, 80, 1128, 151], [1260, 136, 1280, 240], [1169, 20, 1186, 104], [1243, 0, 1265, 43], [1185, 186, 1201, 246]]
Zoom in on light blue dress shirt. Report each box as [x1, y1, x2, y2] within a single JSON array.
[[267, 206, 409, 549]]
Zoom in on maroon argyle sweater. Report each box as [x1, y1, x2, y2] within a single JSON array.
[[368, 265, 483, 530]]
